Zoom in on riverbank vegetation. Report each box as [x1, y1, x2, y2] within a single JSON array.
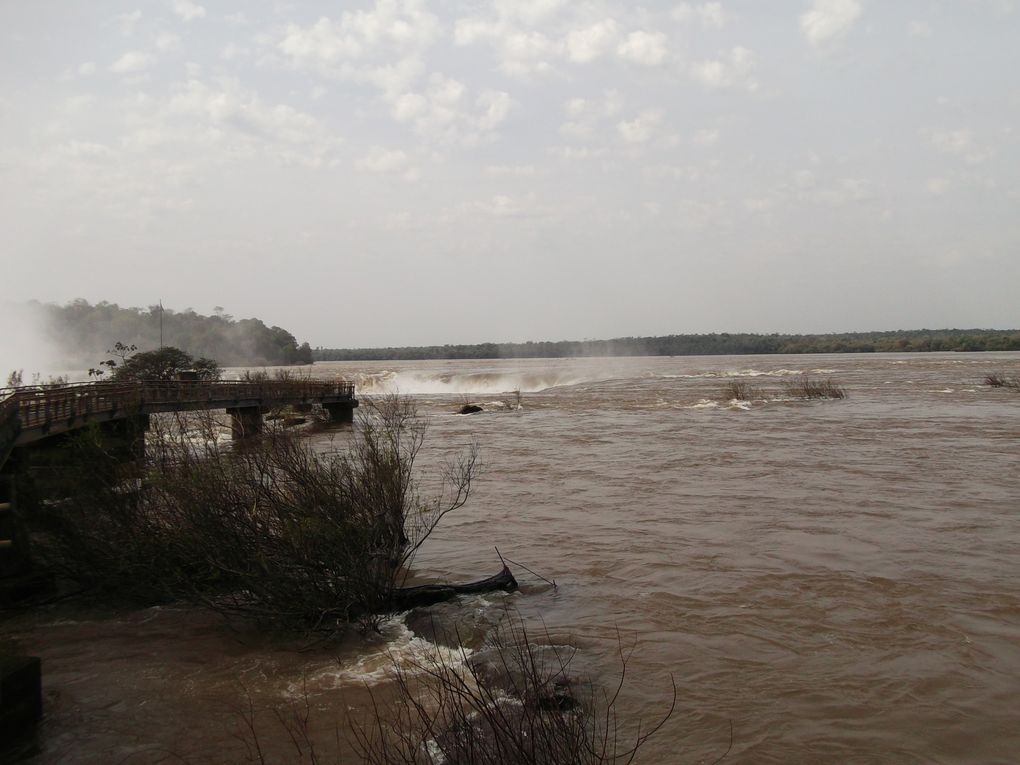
[[20, 298, 313, 367], [315, 329, 1020, 361], [22, 398, 477, 634]]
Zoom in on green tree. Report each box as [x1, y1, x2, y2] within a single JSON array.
[[94, 346, 221, 381]]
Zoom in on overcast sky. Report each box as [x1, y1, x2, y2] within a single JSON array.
[[1, 0, 1018, 347]]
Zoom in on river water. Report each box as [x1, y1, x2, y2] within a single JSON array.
[[6, 353, 1020, 764]]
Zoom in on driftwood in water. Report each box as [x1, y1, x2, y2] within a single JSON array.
[[391, 565, 518, 611]]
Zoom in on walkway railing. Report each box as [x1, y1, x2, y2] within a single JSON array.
[[0, 379, 355, 460]]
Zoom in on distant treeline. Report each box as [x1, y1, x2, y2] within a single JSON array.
[[315, 329, 1020, 361], [31, 300, 313, 367]]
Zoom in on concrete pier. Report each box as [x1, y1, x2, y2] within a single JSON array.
[[0, 471, 17, 576], [96, 415, 149, 463], [226, 406, 263, 439], [0, 656, 42, 744], [322, 401, 357, 424]]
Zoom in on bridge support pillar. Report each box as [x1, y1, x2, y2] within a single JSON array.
[[0, 656, 42, 747], [226, 407, 263, 439], [96, 415, 149, 463], [0, 469, 21, 577], [323, 402, 356, 424]]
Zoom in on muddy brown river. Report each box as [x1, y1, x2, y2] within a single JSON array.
[[5, 353, 1020, 763]]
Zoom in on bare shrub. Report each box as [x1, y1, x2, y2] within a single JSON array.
[[351, 615, 675, 765], [984, 373, 1019, 389], [245, 612, 677, 765], [721, 380, 760, 401], [25, 397, 476, 634], [782, 377, 847, 400], [503, 388, 523, 412], [273, 367, 312, 382]]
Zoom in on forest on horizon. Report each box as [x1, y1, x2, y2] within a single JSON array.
[[314, 328, 1020, 361]]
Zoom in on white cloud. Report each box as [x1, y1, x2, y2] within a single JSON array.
[[388, 74, 510, 142], [453, 17, 497, 46], [172, 0, 207, 22], [565, 97, 588, 119], [548, 145, 608, 160], [156, 33, 180, 52], [151, 78, 342, 166], [801, 0, 862, 48], [928, 128, 973, 154], [699, 2, 727, 28], [671, 4, 693, 22], [109, 51, 154, 74], [116, 10, 142, 36], [744, 197, 774, 212], [486, 164, 537, 177], [78, 62, 97, 76], [617, 109, 662, 143], [694, 128, 719, 146], [559, 91, 622, 140], [927, 177, 950, 195], [565, 19, 619, 63], [672, 3, 726, 27], [356, 146, 409, 172], [810, 176, 872, 205], [794, 169, 816, 188], [498, 0, 568, 26], [477, 90, 513, 129], [478, 194, 528, 216], [391, 92, 427, 121], [220, 43, 249, 61], [692, 47, 756, 89], [57, 141, 112, 159], [907, 20, 932, 39], [498, 30, 556, 76], [279, 4, 442, 67], [925, 127, 989, 164], [559, 120, 592, 139], [64, 94, 97, 113], [281, 17, 369, 62], [617, 31, 668, 66]]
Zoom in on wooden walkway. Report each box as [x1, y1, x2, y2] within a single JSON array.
[[0, 379, 356, 466]]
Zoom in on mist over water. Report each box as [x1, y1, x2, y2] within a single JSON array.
[[7, 352, 1020, 763], [0, 302, 65, 384]]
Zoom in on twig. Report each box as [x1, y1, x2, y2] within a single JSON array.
[[708, 719, 734, 765], [496, 547, 557, 588]]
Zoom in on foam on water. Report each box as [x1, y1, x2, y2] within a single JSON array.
[[349, 369, 597, 395], [288, 616, 473, 693], [689, 399, 720, 409], [657, 368, 827, 380]]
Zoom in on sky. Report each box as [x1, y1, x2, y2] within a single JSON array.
[[1, 0, 1018, 348]]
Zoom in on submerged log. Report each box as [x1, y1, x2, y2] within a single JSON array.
[[390, 565, 518, 611]]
